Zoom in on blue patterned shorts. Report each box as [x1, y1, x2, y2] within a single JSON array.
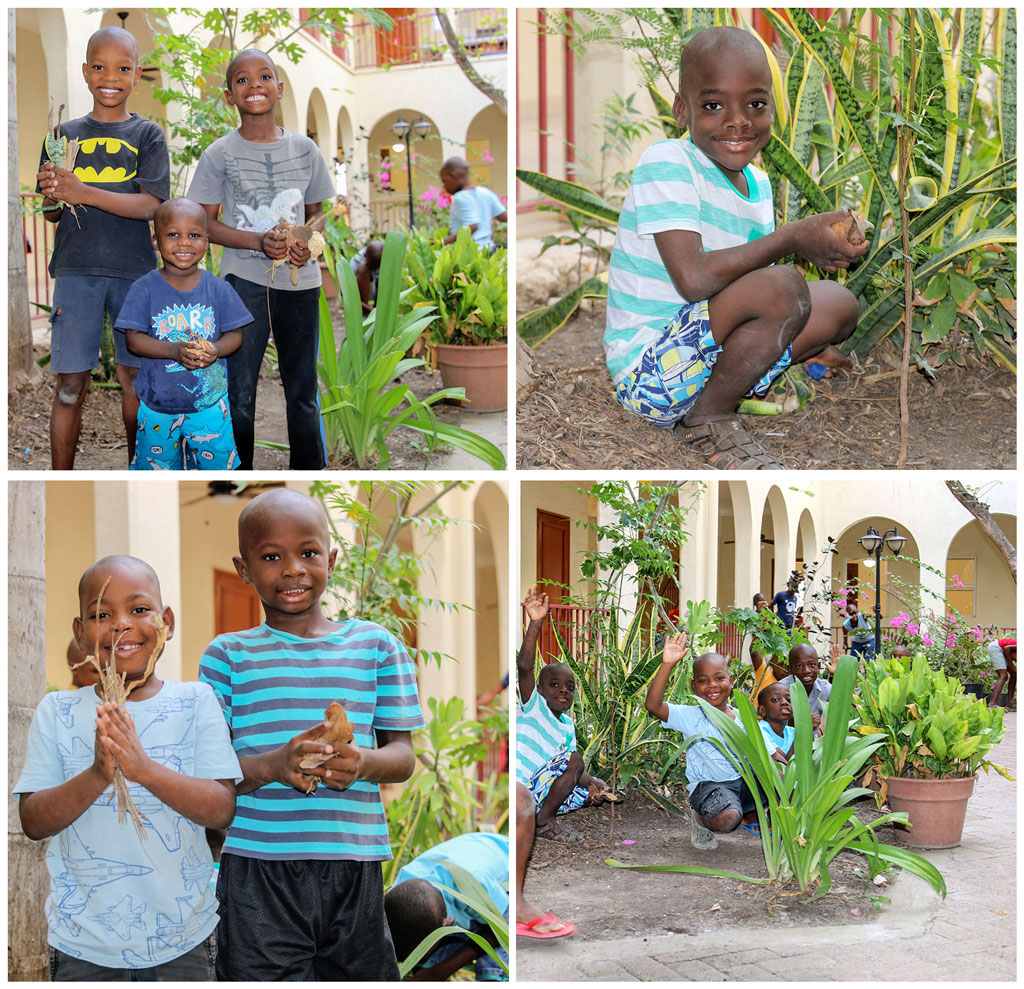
[[615, 300, 793, 427], [131, 396, 239, 470], [527, 751, 590, 816]]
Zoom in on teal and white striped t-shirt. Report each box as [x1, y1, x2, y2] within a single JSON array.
[[199, 619, 424, 861], [604, 138, 775, 383], [516, 687, 576, 785]]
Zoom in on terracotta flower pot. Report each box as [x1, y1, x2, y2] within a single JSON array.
[[885, 775, 976, 849], [435, 342, 507, 413]]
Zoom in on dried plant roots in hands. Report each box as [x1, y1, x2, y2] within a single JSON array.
[[299, 702, 354, 794], [70, 577, 168, 840]]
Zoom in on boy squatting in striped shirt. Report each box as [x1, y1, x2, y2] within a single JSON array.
[[514, 585, 612, 939], [605, 26, 868, 470], [198, 488, 424, 981]]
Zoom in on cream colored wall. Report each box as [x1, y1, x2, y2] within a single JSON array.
[[44, 483, 96, 690], [946, 516, 1017, 627], [519, 481, 593, 604]]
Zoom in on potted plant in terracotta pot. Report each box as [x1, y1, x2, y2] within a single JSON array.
[[853, 653, 1013, 848], [404, 227, 507, 412]]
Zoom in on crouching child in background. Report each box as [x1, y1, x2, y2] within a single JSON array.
[[385, 831, 509, 981]]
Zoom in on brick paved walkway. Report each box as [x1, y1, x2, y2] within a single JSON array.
[[517, 714, 1016, 981]]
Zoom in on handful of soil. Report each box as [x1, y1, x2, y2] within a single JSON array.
[[831, 209, 866, 246], [299, 702, 354, 794]]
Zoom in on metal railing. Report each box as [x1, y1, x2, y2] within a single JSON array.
[[520, 603, 610, 665], [21, 193, 54, 318], [314, 9, 507, 70]]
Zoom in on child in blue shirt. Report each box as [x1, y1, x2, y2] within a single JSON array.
[[198, 488, 424, 980], [756, 682, 795, 764], [117, 199, 252, 469], [646, 634, 757, 849], [14, 555, 240, 980], [385, 831, 509, 980], [606, 26, 868, 469], [440, 157, 507, 249]]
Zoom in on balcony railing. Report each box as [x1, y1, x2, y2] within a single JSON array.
[[309, 9, 507, 70]]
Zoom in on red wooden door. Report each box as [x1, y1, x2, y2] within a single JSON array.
[[536, 510, 570, 661], [214, 569, 262, 634]]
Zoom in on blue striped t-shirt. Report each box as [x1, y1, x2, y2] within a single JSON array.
[[605, 138, 775, 383], [199, 619, 425, 861]]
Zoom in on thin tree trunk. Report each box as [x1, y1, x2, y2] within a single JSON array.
[[434, 9, 507, 114], [8, 11, 40, 393], [945, 481, 1017, 582]]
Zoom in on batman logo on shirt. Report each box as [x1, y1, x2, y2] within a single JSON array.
[[73, 136, 139, 185]]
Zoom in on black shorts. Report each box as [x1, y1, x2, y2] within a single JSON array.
[[690, 778, 757, 821], [215, 853, 400, 981]]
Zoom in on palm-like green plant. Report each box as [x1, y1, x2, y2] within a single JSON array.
[[405, 228, 508, 346], [607, 655, 947, 899], [317, 231, 505, 468]]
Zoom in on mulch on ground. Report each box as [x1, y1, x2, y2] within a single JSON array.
[[524, 789, 903, 941], [517, 302, 1016, 470]]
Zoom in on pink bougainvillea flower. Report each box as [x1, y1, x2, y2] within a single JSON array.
[[906, 622, 918, 635], [481, 149, 494, 163], [921, 634, 933, 646], [945, 634, 957, 647], [953, 580, 964, 588]]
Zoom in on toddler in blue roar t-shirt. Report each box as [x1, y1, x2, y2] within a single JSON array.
[[117, 199, 252, 470]]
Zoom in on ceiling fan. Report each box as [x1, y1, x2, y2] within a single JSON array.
[[723, 533, 775, 546], [115, 11, 160, 81]]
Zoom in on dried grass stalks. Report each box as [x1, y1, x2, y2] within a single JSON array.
[[71, 577, 168, 841]]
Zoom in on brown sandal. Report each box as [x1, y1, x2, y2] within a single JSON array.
[[679, 417, 783, 470]]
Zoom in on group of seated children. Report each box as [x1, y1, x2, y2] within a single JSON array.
[[15, 488, 438, 980]]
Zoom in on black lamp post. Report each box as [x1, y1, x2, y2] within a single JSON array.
[[388, 114, 431, 228], [857, 524, 907, 655]]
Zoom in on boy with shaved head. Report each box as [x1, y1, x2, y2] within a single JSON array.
[[440, 156, 507, 248], [198, 488, 424, 980], [14, 555, 240, 979], [606, 26, 868, 469], [514, 586, 609, 940], [646, 634, 759, 847], [117, 198, 252, 469], [36, 25, 170, 469]]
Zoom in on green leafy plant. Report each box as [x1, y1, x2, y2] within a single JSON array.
[[313, 479, 473, 667], [317, 231, 505, 468], [607, 655, 947, 899], [853, 652, 1014, 801], [383, 697, 508, 889], [404, 227, 508, 345], [396, 862, 509, 979]]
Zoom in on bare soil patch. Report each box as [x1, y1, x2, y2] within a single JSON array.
[[517, 302, 1016, 470], [524, 789, 901, 941], [9, 365, 487, 472]]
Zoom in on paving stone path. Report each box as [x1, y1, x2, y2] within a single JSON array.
[[517, 714, 1016, 982]]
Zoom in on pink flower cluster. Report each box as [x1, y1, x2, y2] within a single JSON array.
[[418, 185, 452, 211]]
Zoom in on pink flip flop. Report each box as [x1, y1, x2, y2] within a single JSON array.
[[516, 913, 577, 939]]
